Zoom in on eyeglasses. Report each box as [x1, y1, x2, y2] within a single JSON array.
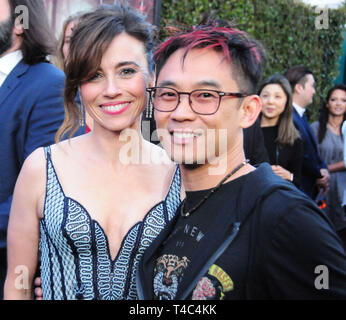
[[146, 86, 249, 115]]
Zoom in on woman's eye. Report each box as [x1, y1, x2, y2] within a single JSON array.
[[120, 68, 136, 76], [87, 72, 103, 81]]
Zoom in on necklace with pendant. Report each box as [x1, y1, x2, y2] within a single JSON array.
[[328, 122, 339, 131], [180, 159, 249, 218]]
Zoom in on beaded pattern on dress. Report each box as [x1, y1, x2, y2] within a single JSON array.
[[39, 146, 181, 300]]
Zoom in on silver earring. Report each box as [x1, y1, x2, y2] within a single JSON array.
[[79, 106, 85, 127], [146, 99, 153, 119]]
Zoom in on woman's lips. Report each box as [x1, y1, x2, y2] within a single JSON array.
[[265, 107, 275, 113], [100, 102, 131, 115]]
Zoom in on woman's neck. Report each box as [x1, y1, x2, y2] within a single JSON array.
[[328, 114, 344, 129], [88, 119, 145, 167]]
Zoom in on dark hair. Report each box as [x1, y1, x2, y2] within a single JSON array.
[[56, 4, 157, 141], [284, 65, 313, 92], [258, 74, 301, 146], [154, 18, 266, 93], [9, 0, 57, 65], [317, 84, 346, 143]]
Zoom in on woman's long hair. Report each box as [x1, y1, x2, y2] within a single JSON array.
[[55, 4, 157, 142], [317, 84, 346, 143], [258, 74, 300, 146]]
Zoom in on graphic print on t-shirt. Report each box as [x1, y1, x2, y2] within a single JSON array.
[[153, 254, 190, 300], [192, 264, 234, 300]]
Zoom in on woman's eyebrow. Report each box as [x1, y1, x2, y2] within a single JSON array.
[[115, 61, 140, 68]]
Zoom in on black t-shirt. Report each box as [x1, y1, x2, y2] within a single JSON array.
[[153, 175, 248, 300]]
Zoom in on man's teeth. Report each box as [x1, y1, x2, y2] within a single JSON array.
[[101, 103, 128, 112], [173, 132, 200, 139]]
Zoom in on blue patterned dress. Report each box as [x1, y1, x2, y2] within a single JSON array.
[[39, 146, 181, 300]]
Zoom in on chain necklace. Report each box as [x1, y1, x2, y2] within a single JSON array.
[[180, 159, 249, 218], [327, 121, 340, 131]]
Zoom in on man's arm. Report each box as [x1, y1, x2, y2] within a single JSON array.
[[264, 198, 346, 299]]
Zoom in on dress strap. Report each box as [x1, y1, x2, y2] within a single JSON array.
[[165, 166, 182, 221], [43, 145, 65, 215], [44, 145, 52, 160]]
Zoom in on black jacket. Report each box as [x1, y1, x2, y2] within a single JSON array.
[[137, 164, 346, 299]]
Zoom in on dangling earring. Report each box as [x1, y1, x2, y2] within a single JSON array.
[[77, 88, 85, 126], [79, 105, 85, 127], [146, 98, 153, 119]]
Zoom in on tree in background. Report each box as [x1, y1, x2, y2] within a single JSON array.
[[160, 0, 345, 122]]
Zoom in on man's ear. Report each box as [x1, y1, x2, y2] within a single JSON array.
[[294, 83, 303, 95], [13, 17, 24, 36], [240, 95, 262, 129]]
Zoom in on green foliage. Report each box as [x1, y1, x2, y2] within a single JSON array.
[[160, 0, 346, 122]]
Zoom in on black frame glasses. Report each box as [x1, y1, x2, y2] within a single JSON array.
[[146, 86, 249, 115]]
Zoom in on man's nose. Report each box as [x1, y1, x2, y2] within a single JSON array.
[[170, 94, 196, 121]]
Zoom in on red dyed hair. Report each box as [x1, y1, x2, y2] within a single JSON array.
[[155, 19, 266, 93]]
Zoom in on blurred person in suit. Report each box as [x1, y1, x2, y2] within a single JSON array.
[[284, 65, 329, 199], [0, 0, 66, 299]]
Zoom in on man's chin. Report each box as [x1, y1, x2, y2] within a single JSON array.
[[181, 163, 203, 170]]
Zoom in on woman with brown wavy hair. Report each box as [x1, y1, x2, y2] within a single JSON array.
[[258, 74, 303, 187], [5, 5, 181, 300]]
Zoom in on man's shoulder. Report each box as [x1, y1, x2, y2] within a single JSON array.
[[243, 164, 319, 220], [25, 61, 64, 79]]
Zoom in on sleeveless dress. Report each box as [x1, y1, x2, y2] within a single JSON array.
[[39, 146, 181, 300]]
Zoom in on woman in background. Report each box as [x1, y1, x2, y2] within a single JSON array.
[[55, 12, 93, 133], [258, 74, 303, 187], [311, 84, 346, 248]]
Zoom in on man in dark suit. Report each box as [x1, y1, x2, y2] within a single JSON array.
[[284, 65, 329, 199], [0, 0, 66, 298]]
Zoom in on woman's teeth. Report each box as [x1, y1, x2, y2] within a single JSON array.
[[101, 103, 128, 112]]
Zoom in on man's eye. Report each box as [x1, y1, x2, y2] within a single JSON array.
[[197, 91, 217, 99], [159, 91, 177, 99]]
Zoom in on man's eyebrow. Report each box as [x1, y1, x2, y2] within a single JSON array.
[[157, 80, 222, 89], [195, 80, 221, 89], [157, 80, 176, 87]]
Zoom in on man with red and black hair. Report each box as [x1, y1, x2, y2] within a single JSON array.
[[137, 19, 346, 300]]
